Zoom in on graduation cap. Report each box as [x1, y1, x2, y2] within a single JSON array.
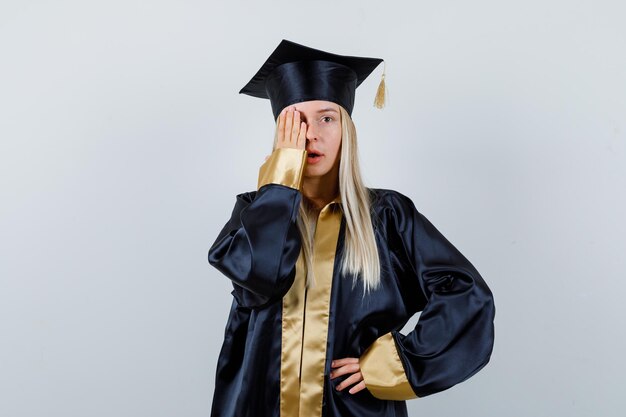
[[239, 39, 387, 121]]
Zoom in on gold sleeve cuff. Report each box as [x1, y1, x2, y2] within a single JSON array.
[[359, 332, 418, 400], [257, 148, 307, 191]]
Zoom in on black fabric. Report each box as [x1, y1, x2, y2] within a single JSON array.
[[239, 39, 383, 120], [208, 184, 496, 417]]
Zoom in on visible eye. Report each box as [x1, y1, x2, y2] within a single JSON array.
[[321, 116, 333, 123]]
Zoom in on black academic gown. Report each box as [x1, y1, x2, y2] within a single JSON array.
[[207, 148, 495, 417]]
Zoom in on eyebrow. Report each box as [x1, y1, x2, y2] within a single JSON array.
[[316, 108, 338, 114]]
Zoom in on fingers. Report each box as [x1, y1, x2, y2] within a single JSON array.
[[284, 107, 293, 145], [277, 108, 285, 144], [330, 357, 360, 379], [330, 358, 364, 394], [291, 109, 299, 142], [330, 362, 360, 379], [276, 106, 306, 150], [297, 114, 307, 149], [334, 372, 365, 393], [331, 358, 359, 368], [348, 380, 366, 394]]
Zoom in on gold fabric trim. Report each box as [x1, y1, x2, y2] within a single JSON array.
[[257, 148, 307, 191], [359, 331, 419, 400], [280, 197, 342, 417], [280, 254, 307, 417]]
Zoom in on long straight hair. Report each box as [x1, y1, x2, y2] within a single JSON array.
[[271, 105, 381, 297]]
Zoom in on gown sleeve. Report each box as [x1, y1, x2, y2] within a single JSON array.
[[359, 191, 496, 400], [208, 147, 308, 309]]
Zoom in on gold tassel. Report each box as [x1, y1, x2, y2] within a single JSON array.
[[373, 60, 386, 109]]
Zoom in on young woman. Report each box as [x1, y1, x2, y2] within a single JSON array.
[[208, 39, 495, 417]]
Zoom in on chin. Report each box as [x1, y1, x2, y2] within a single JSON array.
[[304, 167, 329, 177]]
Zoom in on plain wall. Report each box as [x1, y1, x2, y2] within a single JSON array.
[[1, 1, 624, 416]]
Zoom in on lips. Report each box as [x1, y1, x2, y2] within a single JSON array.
[[306, 151, 324, 165]]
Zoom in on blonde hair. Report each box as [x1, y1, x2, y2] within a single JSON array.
[[272, 105, 382, 298]]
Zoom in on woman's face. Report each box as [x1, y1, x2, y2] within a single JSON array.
[[288, 100, 342, 179]]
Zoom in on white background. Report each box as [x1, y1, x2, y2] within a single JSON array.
[[1, 1, 624, 416]]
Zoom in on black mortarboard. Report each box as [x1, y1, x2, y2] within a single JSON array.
[[239, 39, 386, 121]]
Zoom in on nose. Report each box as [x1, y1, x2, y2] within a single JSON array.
[[305, 123, 317, 142]]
